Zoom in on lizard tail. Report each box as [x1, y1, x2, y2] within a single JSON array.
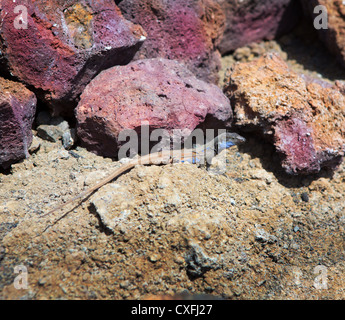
[[40, 162, 135, 218]]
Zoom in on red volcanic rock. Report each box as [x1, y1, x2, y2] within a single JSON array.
[[118, 0, 225, 84], [274, 117, 320, 174], [0, 77, 36, 169], [76, 58, 232, 158], [216, 0, 302, 54], [0, 0, 146, 116], [302, 0, 345, 68], [224, 53, 345, 175]]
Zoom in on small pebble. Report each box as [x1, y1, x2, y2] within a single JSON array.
[[29, 135, 41, 154], [301, 192, 309, 202], [149, 254, 160, 263], [120, 280, 130, 289], [62, 129, 75, 150], [38, 278, 47, 286]]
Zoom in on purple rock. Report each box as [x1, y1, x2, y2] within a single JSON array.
[[299, 73, 333, 89], [216, 0, 302, 54], [118, 0, 225, 84], [0, 77, 36, 169], [0, 0, 146, 116], [76, 58, 232, 158], [274, 117, 320, 174]]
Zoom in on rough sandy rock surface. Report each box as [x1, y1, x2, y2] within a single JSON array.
[[0, 0, 146, 116], [118, 0, 225, 84], [1, 131, 345, 300], [0, 77, 36, 169], [76, 58, 232, 158], [218, 21, 345, 86], [1, 27, 345, 300], [223, 53, 345, 175]]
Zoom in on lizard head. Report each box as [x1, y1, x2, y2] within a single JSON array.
[[216, 132, 246, 152]]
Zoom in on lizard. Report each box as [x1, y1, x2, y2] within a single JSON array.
[[40, 132, 245, 220]]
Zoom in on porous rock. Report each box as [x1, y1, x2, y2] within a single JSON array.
[[0, 77, 36, 169], [118, 0, 225, 84], [224, 53, 345, 175], [0, 0, 146, 116], [216, 0, 302, 54], [76, 58, 232, 158]]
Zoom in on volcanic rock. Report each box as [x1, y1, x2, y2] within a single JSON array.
[[118, 0, 225, 84], [216, 0, 302, 55], [0, 0, 146, 116], [0, 77, 36, 169], [224, 53, 345, 175], [76, 58, 232, 158]]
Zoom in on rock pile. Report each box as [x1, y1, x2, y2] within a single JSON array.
[[1, 0, 345, 175]]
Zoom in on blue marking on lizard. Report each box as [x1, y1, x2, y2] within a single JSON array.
[[179, 135, 239, 165]]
